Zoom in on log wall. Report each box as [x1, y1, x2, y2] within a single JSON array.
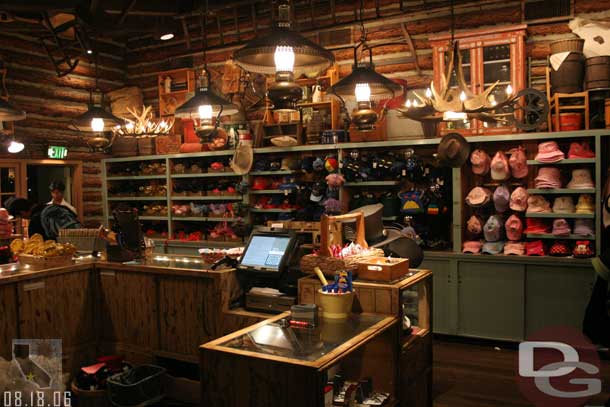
[[0, 31, 126, 226], [124, 0, 610, 111]]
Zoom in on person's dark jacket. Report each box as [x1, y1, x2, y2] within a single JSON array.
[[40, 204, 82, 241], [28, 204, 48, 240]]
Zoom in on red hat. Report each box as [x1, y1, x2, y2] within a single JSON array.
[[524, 218, 550, 234], [470, 149, 491, 176], [505, 214, 523, 241], [490, 151, 511, 181], [325, 156, 338, 172], [526, 240, 546, 256], [573, 240, 594, 258], [549, 241, 571, 257], [508, 146, 528, 179], [252, 176, 269, 190], [567, 141, 595, 159]]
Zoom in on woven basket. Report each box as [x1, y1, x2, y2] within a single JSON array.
[[550, 38, 584, 55], [300, 213, 384, 277], [19, 254, 73, 269]]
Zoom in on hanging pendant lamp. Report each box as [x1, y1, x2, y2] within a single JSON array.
[[233, 4, 334, 76], [174, 4, 238, 141]]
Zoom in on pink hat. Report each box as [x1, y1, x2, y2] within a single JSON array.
[[535, 141, 565, 163], [566, 169, 594, 189], [462, 240, 483, 254], [504, 241, 525, 256], [552, 218, 571, 236], [510, 187, 529, 212], [552, 196, 575, 213], [534, 167, 562, 189], [490, 151, 511, 181], [467, 215, 484, 236], [568, 141, 595, 159], [466, 187, 492, 207], [526, 195, 551, 213], [505, 214, 523, 241], [574, 219, 594, 236], [508, 147, 528, 179], [493, 185, 510, 213], [470, 149, 491, 175]]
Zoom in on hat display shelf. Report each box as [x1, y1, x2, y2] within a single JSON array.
[[460, 133, 601, 257]]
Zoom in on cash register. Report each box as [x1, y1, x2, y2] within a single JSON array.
[[237, 230, 300, 313]]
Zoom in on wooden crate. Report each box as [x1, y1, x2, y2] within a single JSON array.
[[357, 257, 410, 282]]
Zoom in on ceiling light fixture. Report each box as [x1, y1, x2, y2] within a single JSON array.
[[174, 3, 237, 142], [159, 32, 174, 41], [326, 1, 402, 130], [70, 48, 122, 151], [7, 140, 24, 154]]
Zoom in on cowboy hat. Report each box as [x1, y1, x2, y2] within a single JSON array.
[[437, 132, 470, 168], [230, 141, 253, 175]]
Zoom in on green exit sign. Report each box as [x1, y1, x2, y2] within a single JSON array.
[[47, 146, 68, 159]]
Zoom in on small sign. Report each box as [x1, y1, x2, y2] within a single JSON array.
[[47, 146, 68, 159]]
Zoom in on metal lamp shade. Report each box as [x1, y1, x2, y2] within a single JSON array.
[[174, 90, 239, 119], [71, 105, 122, 132], [233, 28, 335, 76], [327, 65, 403, 102], [0, 98, 26, 121]]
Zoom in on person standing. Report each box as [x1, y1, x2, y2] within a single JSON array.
[[47, 180, 77, 214]]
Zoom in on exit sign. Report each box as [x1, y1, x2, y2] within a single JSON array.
[[48, 146, 68, 159]]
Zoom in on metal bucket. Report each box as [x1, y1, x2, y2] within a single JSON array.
[[585, 56, 610, 90], [550, 52, 585, 94]]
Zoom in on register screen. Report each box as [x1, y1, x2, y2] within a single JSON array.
[[240, 235, 291, 271]]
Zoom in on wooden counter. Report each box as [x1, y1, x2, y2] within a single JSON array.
[[0, 258, 269, 374]]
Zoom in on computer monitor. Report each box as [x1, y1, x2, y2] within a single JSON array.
[[238, 232, 295, 273]]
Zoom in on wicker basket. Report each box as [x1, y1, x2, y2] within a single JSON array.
[[300, 213, 384, 277], [18, 254, 73, 269], [550, 38, 584, 55]]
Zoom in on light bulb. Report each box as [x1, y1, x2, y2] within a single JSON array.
[[274, 46, 295, 73], [91, 118, 104, 132], [198, 105, 213, 120], [506, 84, 513, 96], [8, 141, 24, 153], [425, 88, 432, 98], [160, 33, 174, 41], [459, 91, 466, 102], [355, 83, 371, 103], [405, 99, 412, 108]]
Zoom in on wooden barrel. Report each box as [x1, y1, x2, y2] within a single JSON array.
[[550, 52, 585, 94], [585, 56, 610, 90], [605, 99, 610, 129], [552, 112, 583, 131]]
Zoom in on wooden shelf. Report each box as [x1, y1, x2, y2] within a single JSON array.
[[172, 217, 238, 222], [107, 175, 166, 181], [108, 196, 167, 201], [171, 196, 242, 201], [344, 181, 401, 187], [249, 170, 299, 176], [264, 121, 300, 127], [172, 172, 242, 178], [250, 189, 290, 194], [526, 233, 595, 240], [527, 158, 595, 165], [525, 213, 594, 219], [139, 216, 168, 221], [297, 101, 332, 108], [527, 188, 595, 194], [250, 208, 297, 214]]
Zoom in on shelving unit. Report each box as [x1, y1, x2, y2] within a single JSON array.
[[171, 196, 242, 201], [527, 158, 596, 165], [526, 233, 596, 240], [525, 213, 595, 219], [527, 188, 596, 194]]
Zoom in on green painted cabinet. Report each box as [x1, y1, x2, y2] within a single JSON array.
[[525, 265, 595, 336], [420, 258, 456, 335], [457, 261, 525, 341]]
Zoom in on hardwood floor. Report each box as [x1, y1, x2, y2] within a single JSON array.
[[433, 339, 610, 407]]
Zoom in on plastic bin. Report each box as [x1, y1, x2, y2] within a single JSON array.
[[107, 365, 166, 407]]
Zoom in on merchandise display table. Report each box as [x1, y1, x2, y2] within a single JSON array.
[[201, 313, 399, 407]]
